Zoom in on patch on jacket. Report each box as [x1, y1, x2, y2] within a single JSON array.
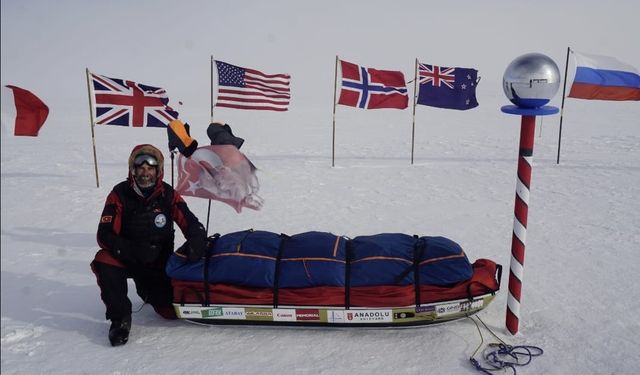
[[154, 213, 167, 228], [100, 215, 113, 223]]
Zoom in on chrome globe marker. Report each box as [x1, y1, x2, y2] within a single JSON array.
[[501, 53, 560, 335]]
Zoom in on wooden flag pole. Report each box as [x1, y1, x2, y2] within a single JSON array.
[[85, 68, 100, 188], [211, 55, 215, 123], [411, 58, 419, 165], [332, 55, 339, 167], [205, 56, 215, 234], [556, 47, 571, 164]]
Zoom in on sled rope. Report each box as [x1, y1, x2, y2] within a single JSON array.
[[468, 316, 543, 374], [133, 295, 149, 314]]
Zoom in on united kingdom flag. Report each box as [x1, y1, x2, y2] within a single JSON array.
[[419, 64, 456, 89], [89, 73, 178, 127]]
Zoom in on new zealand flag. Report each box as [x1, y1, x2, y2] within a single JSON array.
[[417, 62, 479, 110]]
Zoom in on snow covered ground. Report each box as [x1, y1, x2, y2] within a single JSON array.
[[2, 1, 639, 374]]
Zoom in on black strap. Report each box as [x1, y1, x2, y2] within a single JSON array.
[[202, 233, 220, 307], [180, 286, 206, 306], [344, 240, 353, 309], [272, 233, 289, 308], [413, 235, 425, 307]]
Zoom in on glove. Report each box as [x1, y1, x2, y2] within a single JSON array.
[[206, 122, 244, 149], [167, 119, 198, 157], [186, 235, 207, 262]]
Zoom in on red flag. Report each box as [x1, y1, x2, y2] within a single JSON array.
[[338, 60, 408, 109], [2, 85, 49, 136], [176, 145, 263, 213]]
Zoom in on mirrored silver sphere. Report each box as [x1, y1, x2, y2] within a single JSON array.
[[503, 53, 561, 108]]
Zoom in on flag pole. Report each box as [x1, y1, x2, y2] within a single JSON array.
[[411, 58, 419, 165], [556, 46, 571, 164], [538, 117, 543, 137], [332, 55, 339, 167], [85, 68, 100, 188], [210, 55, 215, 123], [205, 56, 215, 234], [170, 151, 175, 187]]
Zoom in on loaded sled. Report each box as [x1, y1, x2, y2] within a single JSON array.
[[167, 230, 501, 327]]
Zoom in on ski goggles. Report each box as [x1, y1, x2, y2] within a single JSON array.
[[133, 154, 159, 167]]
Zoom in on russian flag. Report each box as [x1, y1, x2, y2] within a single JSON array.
[[568, 51, 640, 101]]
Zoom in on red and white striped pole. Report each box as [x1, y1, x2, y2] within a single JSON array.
[[506, 115, 536, 335], [501, 52, 561, 335], [501, 105, 559, 335]]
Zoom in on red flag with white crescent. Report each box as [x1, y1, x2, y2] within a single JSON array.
[[175, 145, 263, 213]]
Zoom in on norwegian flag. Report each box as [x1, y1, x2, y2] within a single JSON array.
[[338, 60, 408, 110], [89, 73, 178, 127]]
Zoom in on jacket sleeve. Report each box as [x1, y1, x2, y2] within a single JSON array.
[[171, 191, 206, 241], [97, 190, 135, 261]]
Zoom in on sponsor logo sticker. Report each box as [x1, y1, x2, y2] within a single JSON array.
[[346, 310, 392, 323], [393, 311, 415, 320], [436, 299, 484, 316], [273, 309, 297, 322], [461, 299, 484, 312], [327, 310, 345, 323], [296, 309, 321, 321], [179, 308, 200, 316], [222, 307, 246, 320], [415, 305, 435, 314], [201, 307, 223, 318], [245, 308, 273, 320]]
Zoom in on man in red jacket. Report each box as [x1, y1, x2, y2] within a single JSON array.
[[91, 144, 207, 346]]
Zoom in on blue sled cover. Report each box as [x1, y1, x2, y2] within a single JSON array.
[[166, 229, 473, 289]]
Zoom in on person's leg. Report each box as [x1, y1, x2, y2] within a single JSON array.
[[91, 250, 132, 320], [132, 267, 177, 320], [91, 250, 133, 346]]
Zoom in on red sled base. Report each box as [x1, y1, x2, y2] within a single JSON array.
[[172, 259, 501, 327]]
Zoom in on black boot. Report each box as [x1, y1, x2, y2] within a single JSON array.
[[108, 315, 131, 347]]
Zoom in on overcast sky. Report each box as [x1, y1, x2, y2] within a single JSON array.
[[2, 0, 638, 124]]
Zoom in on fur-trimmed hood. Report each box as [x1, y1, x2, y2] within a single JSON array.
[[127, 144, 165, 189]]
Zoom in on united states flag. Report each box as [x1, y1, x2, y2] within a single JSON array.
[[214, 60, 291, 111], [89, 73, 178, 127]]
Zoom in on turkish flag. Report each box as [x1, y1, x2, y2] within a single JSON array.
[[1, 85, 49, 136], [176, 145, 263, 213]]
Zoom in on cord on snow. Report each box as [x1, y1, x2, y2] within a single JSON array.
[[468, 316, 543, 374]]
